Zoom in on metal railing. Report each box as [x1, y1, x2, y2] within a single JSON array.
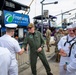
[[16, 51, 30, 72], [17, 41, 55, 73]]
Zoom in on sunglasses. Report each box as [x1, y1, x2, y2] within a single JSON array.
[[28, 27, 32, 30]]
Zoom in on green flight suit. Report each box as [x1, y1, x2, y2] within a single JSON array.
[[22, 30, 51, 75]]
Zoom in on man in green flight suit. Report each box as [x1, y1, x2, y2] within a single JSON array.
[[22, 23, 53, 75]]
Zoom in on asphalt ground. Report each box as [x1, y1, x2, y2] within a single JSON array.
[[18, 45, 59, 75]]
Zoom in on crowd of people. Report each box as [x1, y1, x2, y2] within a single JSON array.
[[0, 22, 76, 75]]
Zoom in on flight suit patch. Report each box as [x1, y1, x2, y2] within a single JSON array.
[[29, 35, 33, 38]]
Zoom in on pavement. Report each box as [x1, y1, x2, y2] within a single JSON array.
[[18, 45, 59, 75]]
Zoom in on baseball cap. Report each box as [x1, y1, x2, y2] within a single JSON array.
[[5, 23, 17, 29], [59, 28, 63, 30], [27, 23, 34, 28]]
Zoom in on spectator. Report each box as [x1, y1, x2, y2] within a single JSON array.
[[58, 25, 75, 75], [46, 26, 52, 52], [63, 23, 76, 75]]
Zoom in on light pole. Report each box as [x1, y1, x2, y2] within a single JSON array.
[[61, 11, 71, 23], [61, 11, 71, 28], [40, 0, 58, 35], [55, 8, 76, 28]]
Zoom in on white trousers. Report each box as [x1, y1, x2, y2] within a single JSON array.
[[8, 64, 18, 75], [0, 54, 11, 75], [8, 59, 18, 75], [59, 65, 75, 75]]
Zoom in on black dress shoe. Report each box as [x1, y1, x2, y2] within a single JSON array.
[[47, 72, 53, 75]]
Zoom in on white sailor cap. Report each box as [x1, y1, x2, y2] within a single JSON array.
[[67, 25, 73, 29], [5, 23, 17, 29], [71, 23, 76, 28]]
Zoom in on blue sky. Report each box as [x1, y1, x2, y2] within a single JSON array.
[[14, 0, 76, 26]]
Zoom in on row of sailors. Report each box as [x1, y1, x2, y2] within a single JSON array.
[[58, 23, 76, 75]]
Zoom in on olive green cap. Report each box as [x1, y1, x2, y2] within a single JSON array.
[[27, 23, 34, 28]]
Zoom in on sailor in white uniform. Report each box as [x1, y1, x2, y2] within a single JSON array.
[[63, 23, 76, 75], [0, 23, 24, 75], [58, 25, 75, 75], [0, 47, 12, 75]]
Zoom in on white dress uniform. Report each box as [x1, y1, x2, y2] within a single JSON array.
[[67, 42, 76, 75], [0, 47, 12, 75], [66, 23, 76, 75], [0, 24, 21, 75], [58, 34, 75, 75]]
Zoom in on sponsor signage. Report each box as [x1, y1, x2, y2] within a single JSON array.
[[3, 10, 30, 26]]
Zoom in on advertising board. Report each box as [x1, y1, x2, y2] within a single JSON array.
[[3, 10, 30, 26]]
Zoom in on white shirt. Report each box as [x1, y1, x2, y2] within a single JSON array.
[[58, 35, 75, 65], [67, 43, 76, 72], [0, 34, 21, 66], [0, 47, 12, 75]]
